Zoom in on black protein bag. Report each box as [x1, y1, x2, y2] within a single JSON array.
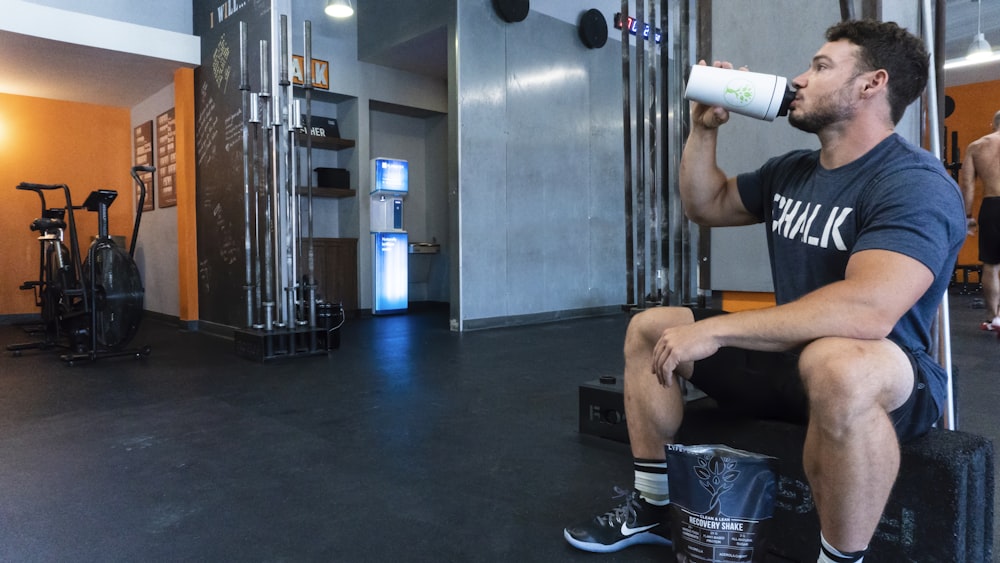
[[666, 444, 779, 563]]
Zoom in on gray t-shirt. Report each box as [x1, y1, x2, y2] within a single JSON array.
[[736, 133, 966, 410]]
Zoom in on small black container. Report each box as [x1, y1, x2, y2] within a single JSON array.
[[315, 167, 350, 189]]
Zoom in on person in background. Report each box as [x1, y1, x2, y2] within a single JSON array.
[[563, 19, 965, 563], [960, 110, 1000, 331]]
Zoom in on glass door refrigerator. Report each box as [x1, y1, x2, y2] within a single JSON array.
[[370, 158, 408, 314]]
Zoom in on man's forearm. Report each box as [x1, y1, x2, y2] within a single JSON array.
[[700, 253, 931, 353], [700, 284, 889, 354], [679, 127, 729, 225]]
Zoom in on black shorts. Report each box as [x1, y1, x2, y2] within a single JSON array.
[[686, 308, 939, 444], [978, 197, 1000, 264]]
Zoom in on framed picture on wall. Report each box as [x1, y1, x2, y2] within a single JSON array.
[[133, 121, 155, 211], [156, 108, 177, 208]]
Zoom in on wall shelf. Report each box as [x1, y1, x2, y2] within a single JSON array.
[[296, 187, 356, 198], [294, 133, 355, 151]]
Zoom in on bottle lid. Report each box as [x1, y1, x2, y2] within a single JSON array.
[[774, 78, 796, 118], [765, 76, 796, 121]]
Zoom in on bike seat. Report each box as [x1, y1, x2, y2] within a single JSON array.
[[30, 217, 66, 232]]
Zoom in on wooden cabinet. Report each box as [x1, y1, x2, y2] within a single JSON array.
[[312, 238, 358, 317]]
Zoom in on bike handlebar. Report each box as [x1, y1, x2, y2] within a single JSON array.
[[16, 182, 68, 192], [129, 165, 155, 260]]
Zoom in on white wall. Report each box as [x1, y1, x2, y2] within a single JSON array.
[[23, 0, 192, 34], [131, 85, 180, 317]]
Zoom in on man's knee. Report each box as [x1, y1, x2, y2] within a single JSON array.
[[624, 307, 695, 356], [799, 338, 866, 387], [798, 337, 906, 433]]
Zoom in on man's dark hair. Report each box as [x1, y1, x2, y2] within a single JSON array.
[[826, 19, 929, 124]]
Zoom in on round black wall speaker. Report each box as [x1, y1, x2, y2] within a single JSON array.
[[494, 0, 529, 23], [578, 9, 608, 49]]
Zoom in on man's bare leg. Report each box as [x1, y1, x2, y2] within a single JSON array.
[[982, 263, 1000, 325], [623, 307, 693, 458], [799, 337, 913, 555], [562, 307, 693, 553]]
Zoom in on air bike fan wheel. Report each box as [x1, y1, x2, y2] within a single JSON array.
[[85, 239, 144, 350]]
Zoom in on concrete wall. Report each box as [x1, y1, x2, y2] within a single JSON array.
[[352, 0, 627, 328], [709, 0, 923, 293], [452, 1, 625, 329], [708, 1, 834, 292]]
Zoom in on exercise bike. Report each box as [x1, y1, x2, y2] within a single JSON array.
[[7, 166, 154, 364]]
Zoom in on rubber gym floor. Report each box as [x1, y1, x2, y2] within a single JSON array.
[[0, 291, 995, 562]]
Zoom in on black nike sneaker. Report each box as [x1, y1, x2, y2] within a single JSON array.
[[563, 487, 672, 553]]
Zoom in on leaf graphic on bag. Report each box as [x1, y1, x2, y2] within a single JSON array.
[[695, 456, 742, 512]]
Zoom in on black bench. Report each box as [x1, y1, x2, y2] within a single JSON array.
[[578, 379, 994, 562], [952, 264, 983, 295]]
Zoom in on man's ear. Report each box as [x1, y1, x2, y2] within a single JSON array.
[[860, 69, 889, 99]]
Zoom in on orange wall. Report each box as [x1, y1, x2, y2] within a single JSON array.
[[719, 291, 776, 312], [0, 94, 131, 315], [945, 79, 1000, 265], [174, 68, 198, 322]]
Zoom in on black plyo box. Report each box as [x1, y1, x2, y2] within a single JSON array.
[[677, 405, 994, 562], [577, 379, 995, 562], [578, 377, 628, 443]]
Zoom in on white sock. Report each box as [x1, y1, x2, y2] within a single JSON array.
[[633, 459, 669, 505], [817, 532, 866, 563]]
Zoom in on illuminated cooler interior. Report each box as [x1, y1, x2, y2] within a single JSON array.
[[370, 157, 408, 195], [370, 157, 409, 314]]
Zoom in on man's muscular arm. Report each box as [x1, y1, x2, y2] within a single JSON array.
[[678, 61, 760, 228], [651, 249, 933, 386]]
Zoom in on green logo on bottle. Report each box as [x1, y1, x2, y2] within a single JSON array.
[[723, 79, 755, 107]]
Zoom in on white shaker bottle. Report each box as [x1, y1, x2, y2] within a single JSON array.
[[684, 65, 795, 122]]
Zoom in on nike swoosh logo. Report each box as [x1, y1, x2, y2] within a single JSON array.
[[620, 521, 659, 536]]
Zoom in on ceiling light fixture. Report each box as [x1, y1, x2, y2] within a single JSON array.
[[325, 0, 354, 18], [967, 0, 993, 61]]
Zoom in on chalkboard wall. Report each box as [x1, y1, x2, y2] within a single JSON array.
[[193, 0, 270, 328]]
